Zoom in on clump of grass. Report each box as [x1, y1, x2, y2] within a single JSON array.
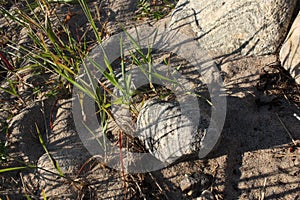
[[135, 0, 178, 21], [0, 78, 25, 104], [1, 0, 179, 147], [0, 0, 99, 178], [0, 0, 208, 198], [1, 0, 94, 93]]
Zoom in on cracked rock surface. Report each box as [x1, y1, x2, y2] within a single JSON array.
[[136, 99, 209, 164], [170, 0, 298, 57]]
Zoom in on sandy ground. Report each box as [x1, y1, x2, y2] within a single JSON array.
[[0, 1, 299, 199]]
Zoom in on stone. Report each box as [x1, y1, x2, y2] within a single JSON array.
[[179, 173, 213, 195], [37, 150, 125, 199], [279, 11, 300, 85], [197, 190, 215, 200], [36, 149, 87, 199], [20, 98, 126, 199], [170, 0, 297, 57], [106, 0, 138, 34], [8, 101, 49, 163], [136, 99, 209, 164]]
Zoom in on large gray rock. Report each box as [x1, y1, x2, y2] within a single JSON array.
[[32, 99, 127, 199], [37, 148, 126, 199], [136, 99, 209, 164], [8, 100, 52, 163], [36, 149, 87, 199], [170, 0, 297, 57], [280, 11, 300, 84], [35, 99, 90, 198]]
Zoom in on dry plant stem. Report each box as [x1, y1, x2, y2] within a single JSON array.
[[40, 101, 50, 145], [129, 174, 147, 200], [97, 79, 114, 95], [119, 130, 127, 189], [148, 172, 170, 200], [0, 51, 14, 71], [259, 177, 267, 200], [215, 193, 224, 200], [49, 98, 58, 130], [276, 113, 297, 146], [77, 155, 106, 176], [19, 172, 35, 198], [14, 72, 34, 89]]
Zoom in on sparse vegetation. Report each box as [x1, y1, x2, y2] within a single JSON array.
[[0, 0, 184, 198], [0, 0, 299, 199], [135, 0, 178, 20]]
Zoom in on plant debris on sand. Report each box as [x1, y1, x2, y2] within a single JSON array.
[[0, 0, 299, 199]]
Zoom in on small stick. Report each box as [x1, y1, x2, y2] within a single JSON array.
[[259, 178, 267, 200], [129, 174, 147, 200], [49, 98, 58, 130], [148, 172, 170, 200], [0, 51, 14, 71], [276, 113, 297, 146], [77, 155, 104, 176]]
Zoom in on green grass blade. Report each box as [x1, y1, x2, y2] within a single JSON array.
[[0, 166, 33, 173], [0, 7, 26, 26], [35, 124, 64, 177], [78, 0, 101, 43], [48, 0, 78, 3]]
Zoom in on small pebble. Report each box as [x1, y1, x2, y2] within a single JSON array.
[[179, 173, 213, 195], [196, 190, 215, 200]]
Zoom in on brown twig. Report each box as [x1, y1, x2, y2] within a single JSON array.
[[129, 174, 147, 200], [276, 113, 297, 146], [148, 172, 170, 200], [0, 50, 14, 71], [77, 155, 106, 176], [49, 98, 58, 130]]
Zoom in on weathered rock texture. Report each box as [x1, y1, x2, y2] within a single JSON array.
[[170, 0, 297, 57], [136, 99, 209, 164], [8, 101, 49, 163], [280, 11, 300, 84], [36, 99, 90, 198], [106, 0, 138, 34], [6, 97, 125, 199]]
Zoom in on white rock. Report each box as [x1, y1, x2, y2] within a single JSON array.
[[280, 11, 300, 84], [196, 190, 215, 200], [170, 0, 297, 57], [136, 99, 208, 164]]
